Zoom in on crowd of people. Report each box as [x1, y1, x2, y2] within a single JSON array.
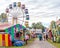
[[24, 31, 36, 44], [38, 30, 57, 42], [38, 33, 48, 41]]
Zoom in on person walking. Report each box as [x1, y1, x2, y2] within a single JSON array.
[[25, 34, 29, 44], [46, 34, 48, 40], [53, 35, 56, 42], [39, 34, 42, 41]]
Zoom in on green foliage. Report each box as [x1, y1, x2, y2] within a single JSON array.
[[56, 36, 60, 43], [48, 39, 60, 48], [0, 15, 2, 21], [50, 20, 60, 36], [32, 23, 36, 29], [0, 13, 8, 22], [57, 27, 60, 31], [50, 21, 56, 30], [32, 22, 45, 31]]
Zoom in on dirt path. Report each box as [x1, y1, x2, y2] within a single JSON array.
[[25, 38, 56, 48]]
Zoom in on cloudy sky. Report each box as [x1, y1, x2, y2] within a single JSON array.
[[0, 0, 60, 27]]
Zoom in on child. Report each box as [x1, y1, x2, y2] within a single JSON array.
[[25, 34, 29, 44]]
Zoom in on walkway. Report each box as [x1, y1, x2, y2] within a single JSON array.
[[25, 38, 56, 48]]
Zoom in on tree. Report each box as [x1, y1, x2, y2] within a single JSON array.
[[50, 21, 56, 30], [0, 13, 8, 22], [58, 27, 60, 30], [32, 22, 45, 32], [0, 15, 2, 22], [32, 23, 36, 29], [36, 22, 44, 29]]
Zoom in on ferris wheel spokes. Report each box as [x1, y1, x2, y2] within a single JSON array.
[[5, 2, 29, 26]]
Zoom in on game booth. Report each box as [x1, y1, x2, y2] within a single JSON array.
[[0, 23, 26, 46]]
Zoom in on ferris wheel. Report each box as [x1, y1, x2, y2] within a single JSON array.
[[5, 2, 29, 25]]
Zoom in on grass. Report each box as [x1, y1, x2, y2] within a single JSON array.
[[0, 38, 35, 48], [0, 46, 25, 48], [48, 39, 60, 48]]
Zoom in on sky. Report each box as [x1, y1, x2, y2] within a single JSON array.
[[0, 0, 60, 27]]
